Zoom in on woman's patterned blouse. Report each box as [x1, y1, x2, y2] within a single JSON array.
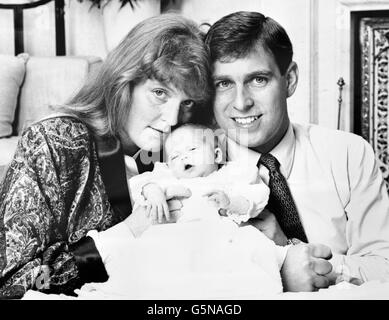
[[0, 117, 123, 298]]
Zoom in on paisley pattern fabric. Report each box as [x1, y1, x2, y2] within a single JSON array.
[[258, 153, 308, 243], [0, 117, 122, 298]]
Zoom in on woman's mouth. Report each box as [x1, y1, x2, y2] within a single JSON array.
[[150, 127, 169, 135]]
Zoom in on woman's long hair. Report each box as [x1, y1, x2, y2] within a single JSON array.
[[60, 13, 213, 138]]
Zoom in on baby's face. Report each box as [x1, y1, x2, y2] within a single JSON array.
[[165, 127, 219, 179]]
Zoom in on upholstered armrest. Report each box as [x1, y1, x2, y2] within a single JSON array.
[[0, 165, 6, 182], [0, 136, 19, 166]]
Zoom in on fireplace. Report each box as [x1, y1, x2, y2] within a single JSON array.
[[352, 10, 389, 190]]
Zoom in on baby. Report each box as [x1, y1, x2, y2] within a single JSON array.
[[125, 124, 288, 296], [129, 124, 270, 224]]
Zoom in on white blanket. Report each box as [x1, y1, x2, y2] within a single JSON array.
[[22, 281, 389, 300], [25, 220, 285, 299]]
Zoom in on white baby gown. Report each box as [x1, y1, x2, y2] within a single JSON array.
[[78, 217, 285, 299], [77, 162, 284, 299]]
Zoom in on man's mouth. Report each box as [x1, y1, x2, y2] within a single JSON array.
[[232, 116, 260, 126]]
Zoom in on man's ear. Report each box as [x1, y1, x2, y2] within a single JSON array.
[[285, 61, 299, 98], [214, 147, 223, 164]]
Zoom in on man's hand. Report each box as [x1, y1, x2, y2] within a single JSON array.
[[203, 190, 230, 211], [281, 243, 333, 292], [248, 209, 288, 246]]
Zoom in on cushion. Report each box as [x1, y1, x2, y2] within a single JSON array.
[[0, 54, 28, 137], [17, 56, 102, 134]]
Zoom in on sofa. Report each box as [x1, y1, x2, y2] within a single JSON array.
[[0, 54, 102, 180]]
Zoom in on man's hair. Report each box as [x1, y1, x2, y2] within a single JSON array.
[[204, 11, 293, 75], [58, 13, 213, 137]]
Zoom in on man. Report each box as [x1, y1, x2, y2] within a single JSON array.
[[205, 11, 389, 291]]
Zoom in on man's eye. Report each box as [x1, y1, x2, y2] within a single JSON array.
[[152, 89, 167, 98], [252, 77, 267, 86], [181, 100, 195, 109], [189, 147, 196, 151]]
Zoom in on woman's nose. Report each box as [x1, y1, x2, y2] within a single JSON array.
[[162, 99, 181, 127], [233, 86, 254, 112]]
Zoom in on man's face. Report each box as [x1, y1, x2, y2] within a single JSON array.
[[212, 45, 297, 153]]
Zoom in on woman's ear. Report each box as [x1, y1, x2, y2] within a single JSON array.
[[214, 147, 223, 164], [285, 61, 299, 98]]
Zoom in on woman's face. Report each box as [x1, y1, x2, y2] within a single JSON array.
[[124, 79, 195, 153]]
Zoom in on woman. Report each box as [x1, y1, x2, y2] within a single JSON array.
[[0, 13, 212, 298]]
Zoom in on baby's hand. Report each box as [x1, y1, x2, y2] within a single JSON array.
[[142, 183, 170, 223], [203, 190, 230, 214]]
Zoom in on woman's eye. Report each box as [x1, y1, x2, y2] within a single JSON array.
[[216, 80, 231, 89], [181, 100, 195, 109], [152, 89, 167, 99], [189, 147, 196, 151]]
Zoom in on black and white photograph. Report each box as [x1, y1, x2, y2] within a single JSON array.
[[0, 0, 389, 304]]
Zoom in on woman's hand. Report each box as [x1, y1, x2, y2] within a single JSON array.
[[124, 184, 191, 237], [142, 183, 170, 223], [164, 185, 192, 222], [123, 203, 153, 238]]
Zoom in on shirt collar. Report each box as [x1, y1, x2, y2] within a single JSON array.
[[226, 123, 296, 178]]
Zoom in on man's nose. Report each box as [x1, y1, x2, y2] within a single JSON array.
[[162, 99, 181, 127], [233, 86, 254, 112]]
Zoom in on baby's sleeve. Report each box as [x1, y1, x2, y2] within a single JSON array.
[[233, 180, 270, 218], [128, 162, 174, 205], [217, 162, 270, 223]]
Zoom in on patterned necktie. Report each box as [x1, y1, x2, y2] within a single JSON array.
[[258, 153, 308, 243]]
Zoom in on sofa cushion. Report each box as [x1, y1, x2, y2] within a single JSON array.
[[17, 56, 102, 134], [0, 54, 28, 137]]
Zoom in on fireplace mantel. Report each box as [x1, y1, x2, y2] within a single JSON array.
[[340, 0, 389, 11]]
